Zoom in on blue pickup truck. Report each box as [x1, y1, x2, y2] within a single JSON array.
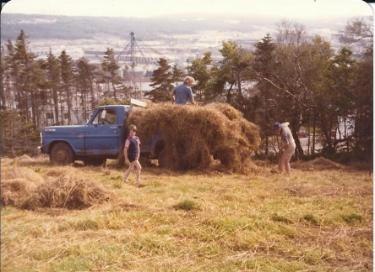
[[40, 105, 158, 165]]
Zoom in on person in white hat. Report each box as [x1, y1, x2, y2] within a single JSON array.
[[172, 76, 196, 105], [273, 122, 296, 174]]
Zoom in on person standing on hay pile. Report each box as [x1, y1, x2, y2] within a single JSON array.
[[123, 124, 142, 187], [274, 122, 296, 174], [172, 76, 196, 105]]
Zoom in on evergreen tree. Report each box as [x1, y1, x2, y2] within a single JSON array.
[[320, 47, 356, 153], [219, 41, 252, 101], [0, 46, 7, 109], [76, 58, 94, 121], [187, 52, 212, 101], [147, 58, 174, 102], [46, 51, 61, 124], [102, 48, 120, 99], [13, 30, 47, 126], [253, 34, 276, 155], [3, 41, 16, 110], [59, 50, 74, 124], [172, 64, 184, 85], [30, 59, 48, 127], [14, 30, 36, 122], [353, 48, 372, 158]]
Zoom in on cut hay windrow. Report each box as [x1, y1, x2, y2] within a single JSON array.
[[1, 164, 112, 210], [127, 103, 261, 173], [21, 176, 112, 210], [294, 157, 345, 171]]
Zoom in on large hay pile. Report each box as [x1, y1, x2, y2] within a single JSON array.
[[127, 103, 261, 173], [1, 163, 111, 210]]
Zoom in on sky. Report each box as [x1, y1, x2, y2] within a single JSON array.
[[1, 0, 373, 20]]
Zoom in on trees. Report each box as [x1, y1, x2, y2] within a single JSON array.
[[12, 30, 51, 127], [187, 52, 212, 101], [172, 64, 184, 85], [46, 52, 61, 124], [252, 34, 276, 156], [248, 25, 336, 158], [352, 47, 373, 159], [0, 27, 372, 161], [28, 59, 48, 127], [0, 47, 6, 110], [101, 48, 120, 99], [0, 110, 39, 157], [59, 50, 74, 124], [339, 17, 373, 54], [76, 58, 94, 120], [219, 41, 252, 102], [13, 30, 36, 121], [147, 58, 174, 102]]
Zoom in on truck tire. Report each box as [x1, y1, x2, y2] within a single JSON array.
[[140, 154, 152, 167], [50, 142, 74, 165], [158, 149, 175, 169], [84, 158, 106, 166]]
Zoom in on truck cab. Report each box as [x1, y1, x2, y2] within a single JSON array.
[[40, 105, 153, 165]]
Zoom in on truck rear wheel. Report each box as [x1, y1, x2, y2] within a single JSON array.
[[50, 142, 74, 165]]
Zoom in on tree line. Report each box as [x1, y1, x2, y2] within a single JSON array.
[[0, 30, 131, 155], [0, 18, 372, 160], [147, 19, 373, 161]]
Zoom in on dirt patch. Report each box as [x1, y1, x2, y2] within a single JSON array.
[[127, 103, 261, 173], [293, 157, 345, 171]]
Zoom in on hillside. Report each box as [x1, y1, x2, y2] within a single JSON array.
[[0, 13, 355, 41], [1, 156, 372, 271]]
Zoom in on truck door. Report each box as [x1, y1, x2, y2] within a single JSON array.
[[84, 108, 120, 156]]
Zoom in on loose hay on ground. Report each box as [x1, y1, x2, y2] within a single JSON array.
[[127, 103, 261, 173], [294, 157, 345, 171], [1, 163, 45, 206], [21, 176, 112, 210], [1, 179, 32, 206], [1, 162, 112, 210]]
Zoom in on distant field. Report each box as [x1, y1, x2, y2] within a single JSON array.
[[1, 156, 372, 271]]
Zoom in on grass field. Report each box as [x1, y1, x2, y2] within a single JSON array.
[[1, 156, 372, 271]]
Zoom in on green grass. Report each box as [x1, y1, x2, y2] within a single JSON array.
[[341, 213, 363, 224], [1, 157, 372, 271], [303, 213, 320, 225], [173, 199, 200, 211]]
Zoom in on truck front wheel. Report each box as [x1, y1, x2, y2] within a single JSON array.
[[50, 142, 74, 165]]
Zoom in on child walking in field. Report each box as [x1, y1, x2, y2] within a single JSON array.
[[123, 124, 142, 187]]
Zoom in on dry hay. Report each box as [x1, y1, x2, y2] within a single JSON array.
[[17, 154, 34, 162], [1, 163, 45, 185], [127, 103, 261, 173], [294, 157, 345, 171], [1, 163, 45, 207], [1, 179, 32, 206], [21, 176, 112, 210], [1, 162, 111, 210]]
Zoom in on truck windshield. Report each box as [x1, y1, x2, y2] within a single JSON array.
[[92, 109, 117, 125]]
